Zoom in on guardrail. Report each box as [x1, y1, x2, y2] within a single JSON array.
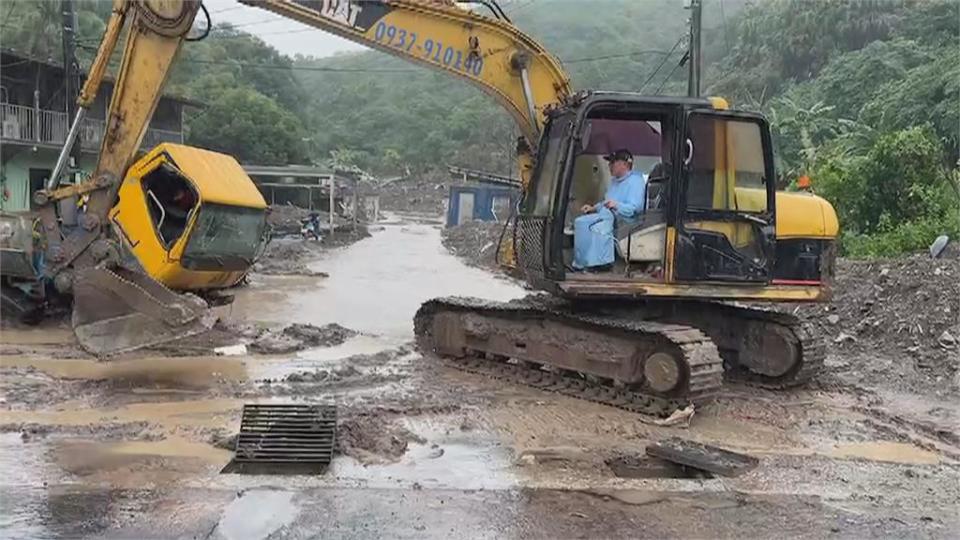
[[1, 103, 182, 150]]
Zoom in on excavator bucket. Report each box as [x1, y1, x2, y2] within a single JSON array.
[[71, 266, 216, 356]]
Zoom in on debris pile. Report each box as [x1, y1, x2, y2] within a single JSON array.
[[267, 204, 318, 236], [441, 220, 505, 270], [284, 365, 361, 383], [796, 255, 959, 368], [337, 413, 426, 464], [249, 323, 358, 354], [378, 177, 448, 215]]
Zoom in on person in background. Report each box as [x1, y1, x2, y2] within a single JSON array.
[[571, 148, 647, 271]]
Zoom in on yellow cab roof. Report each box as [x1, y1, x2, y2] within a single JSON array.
[[136, 143, 267, 209]]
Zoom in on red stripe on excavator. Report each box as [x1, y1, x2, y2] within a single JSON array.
[[771, 279, 821, 285]]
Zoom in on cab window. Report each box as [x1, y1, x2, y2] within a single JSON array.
[[687, 116, 768, 213]]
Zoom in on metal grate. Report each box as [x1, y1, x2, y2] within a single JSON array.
[[514, 216, 547, 273], [222, 403, 336, 475]]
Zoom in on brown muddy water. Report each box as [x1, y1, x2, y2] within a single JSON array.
[[1, 221, 958, 538]]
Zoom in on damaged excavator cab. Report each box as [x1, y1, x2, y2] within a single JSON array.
[[71, 265, 215, 356]]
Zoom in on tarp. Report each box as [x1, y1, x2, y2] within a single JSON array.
[[582, 119, 661, 157]]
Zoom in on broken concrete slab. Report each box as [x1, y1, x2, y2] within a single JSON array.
[[645, 437, 759, 477]]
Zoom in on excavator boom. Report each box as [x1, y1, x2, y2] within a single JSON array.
[[243, 0, 572, 142], [28, 0, 214, 355]]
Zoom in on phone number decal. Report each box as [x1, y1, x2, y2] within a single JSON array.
[[373, 22, 483, 77]]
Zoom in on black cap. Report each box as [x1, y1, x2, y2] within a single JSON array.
[[603, 148, 633, 163]]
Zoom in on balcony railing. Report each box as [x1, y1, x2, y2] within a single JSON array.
[[0, 102, 182, 150]]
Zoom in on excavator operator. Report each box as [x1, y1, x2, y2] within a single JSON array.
[[571, 149, 647, 271]]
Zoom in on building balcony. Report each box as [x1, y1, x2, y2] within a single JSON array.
[[0, 102, 182, 152]]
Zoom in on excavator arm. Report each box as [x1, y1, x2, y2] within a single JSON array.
[[41, 0, 200, 269], [32, 0, 210, 355]]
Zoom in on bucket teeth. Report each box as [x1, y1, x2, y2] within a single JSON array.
[[71, 266, 214, 356]]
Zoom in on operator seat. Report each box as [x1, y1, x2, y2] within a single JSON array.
[[614, 169, 668, 263]]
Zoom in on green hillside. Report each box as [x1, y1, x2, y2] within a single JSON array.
[[2, 0, 957, 255]]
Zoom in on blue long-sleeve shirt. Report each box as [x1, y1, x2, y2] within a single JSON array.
[[593, 171, 647, 219]]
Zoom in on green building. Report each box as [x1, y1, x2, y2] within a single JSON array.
[[0, 48, 198, 212]]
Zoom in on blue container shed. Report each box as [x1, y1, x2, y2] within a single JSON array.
[[446, 185, 518, 227]]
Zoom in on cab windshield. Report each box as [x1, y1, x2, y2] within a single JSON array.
[[181, 203, 266, 271]]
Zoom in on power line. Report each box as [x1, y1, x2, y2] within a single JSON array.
[[719, 0, 730, 53], [209, 5, 244, 15], [638, 36, 684, 93], [565, 49, 674, 65], [219, 17, 289, 30], [655, 54, 686, 94], [190, 58, 416, 73], [76, 18, 297, 45], [209, 27, 317, 39], [505, 0, 536, 15], [0, 58, 34, 69]]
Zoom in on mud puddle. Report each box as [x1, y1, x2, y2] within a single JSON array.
[[0, 354, 248, 386], [0, 397, 240, 430], [333, 418, 517, 490], [212, 489, 299, 540], [826, 441, 941, 465], [0, 327, 74, 346], [249, 335, 410, 381], [0, 433, 72, 538]]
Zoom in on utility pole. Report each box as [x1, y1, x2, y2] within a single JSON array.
[[61, 0, 83, 169], [686, 0, 702, 97]]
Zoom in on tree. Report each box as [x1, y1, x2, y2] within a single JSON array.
[[707, 0, 907, 103], [814, 126, 959, 253], [861, 53, 960, 162], [186, 87, 308, 165]]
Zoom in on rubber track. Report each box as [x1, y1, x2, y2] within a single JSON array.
[[414, 296, 723, 417]]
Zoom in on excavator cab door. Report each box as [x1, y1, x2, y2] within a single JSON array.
[[516, 113, 574, 282], [672, 111, 776, 283]]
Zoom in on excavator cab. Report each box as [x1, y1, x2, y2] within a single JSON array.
[[70, 144, 268, 355], [111, 143, 268, 292], [515, 93, 836, 300]]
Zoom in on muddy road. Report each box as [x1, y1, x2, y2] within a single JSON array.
[[1, 217, 958, 539]]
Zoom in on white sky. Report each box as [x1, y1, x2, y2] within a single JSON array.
[[202, 0, 368, 58]]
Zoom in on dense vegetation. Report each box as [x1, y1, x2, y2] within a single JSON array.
[[3, 0, 957, 256]]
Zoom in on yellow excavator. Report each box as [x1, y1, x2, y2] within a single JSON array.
[[2, 1, 839, 416], [245, 0, 839, 416], [0, 1, 268, 354]]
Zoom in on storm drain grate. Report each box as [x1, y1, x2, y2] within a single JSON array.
[[222, 403, 336, 475]]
